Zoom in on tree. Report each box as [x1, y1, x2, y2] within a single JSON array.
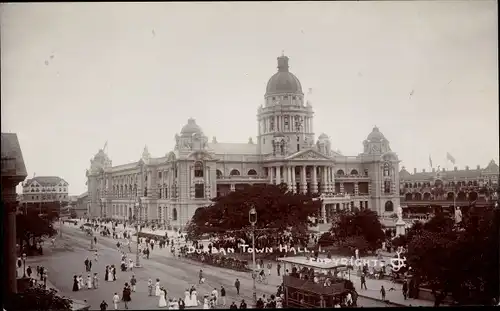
[[187, 183, 321, 240], [5, 285, 73, 311], [329, 209, 385, 253], [405, 208, 499, 306], [16, 213, 57, 254]]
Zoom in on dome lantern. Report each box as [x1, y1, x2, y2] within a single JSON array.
[[181, 118, 203, 135], [265, 54, 303, 96]]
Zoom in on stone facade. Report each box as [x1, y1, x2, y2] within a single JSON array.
[[1, 133, 28, 295], [86, 55, 401, 227]]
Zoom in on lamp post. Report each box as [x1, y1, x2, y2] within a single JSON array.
[[59, 200, 63, 238], [248, 206, 257, 307], [22, 253, 27, 278], [134, 198, 142, 268]]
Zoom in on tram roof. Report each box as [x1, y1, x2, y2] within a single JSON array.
[[278, 256, 348, 270]]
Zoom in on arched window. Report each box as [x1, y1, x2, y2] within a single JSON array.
[[383, 163, 390, 177], [247, 169, 257, 176], [385, 201, 394, 212], [230, 169, 240, 176], [446, 192, 455, 201], [350, 169, 358, 175], [194, 161, 204, 178], [414, 192, 422, 200], [405, 193, 412, 201], [216, 170, 223, 179], [336, 170, 345, 176], [172, 208, 178, 221], [423, 192, 431, 200]]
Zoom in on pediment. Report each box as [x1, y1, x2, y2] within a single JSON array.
[[286, 149, 331, 161]]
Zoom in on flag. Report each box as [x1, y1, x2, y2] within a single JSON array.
[[103, 141, 108, 151], [446, 152, 456, 164], [429, 155, 433, 168]]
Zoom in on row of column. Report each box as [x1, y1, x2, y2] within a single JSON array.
[[261, 115, 313, 133], [268, 165, 335, 193]]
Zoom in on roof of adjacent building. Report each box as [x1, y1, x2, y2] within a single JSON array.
[[399, 160, 499, 181], [1, 133, 28, 178], [25, 176, 67, 186], [265, 55, 303, 96]]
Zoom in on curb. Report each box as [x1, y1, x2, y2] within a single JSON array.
[[357, 293, 407, 307]]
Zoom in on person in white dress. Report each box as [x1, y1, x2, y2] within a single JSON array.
[[184, 289, 192, 307], [86, 274, 92, 289], [106, 267, 113, 282], [78, 275, 84, 289], [158, 288, 167, 308], [168, 298, 175, 310], [203, 296, 209, 309], [155, 279, 161, 296], [190, 290, 199, 307]]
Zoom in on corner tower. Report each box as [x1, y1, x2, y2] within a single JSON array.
[[257, 54, 315, 155]]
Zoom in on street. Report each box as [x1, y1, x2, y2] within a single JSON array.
[[28, 223, 391, 309]]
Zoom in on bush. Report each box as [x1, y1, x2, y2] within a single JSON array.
[[5, 285, 73, 311]]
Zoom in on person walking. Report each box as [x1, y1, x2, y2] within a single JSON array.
[[148, 279, 154, 296], [234, 279, 240, 295], [122, 283, 132, 309], [220, 286, 226, 306], [277, 262, 281, 276], [266, 262, 272, 276], [380, 285, 386, 301], [402, 280, 408, 300], [113, 293, 120, 310], [84, 258, 90, 272], [360, 274, 367, 290], [211, 288, 218, 306], [239, 300, 247, 309], [130, 275, 137, 292], [199, 270, 204, 284]]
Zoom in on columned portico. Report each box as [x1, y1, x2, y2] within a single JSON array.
[[311, 166, 318, 193], [300, 166, 307, 193]]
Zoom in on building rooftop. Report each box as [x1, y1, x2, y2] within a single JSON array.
[[25, 176, 66, 187]]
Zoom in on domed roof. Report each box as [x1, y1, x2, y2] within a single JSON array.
[[181, 118, 203, 135], [265, 55, 303, 96], [367, 126, 386, 142], [318, 133, 329, 140]]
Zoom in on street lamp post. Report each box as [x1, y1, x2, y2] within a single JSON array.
[[59, 200, 63, 238], [22, 253, 27, 278], [249, 206, 257, 307], [134, 199, 142, 268]]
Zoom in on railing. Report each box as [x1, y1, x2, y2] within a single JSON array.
[[216, 175, 268, 180], [282, 275, 346, 295], [335, 175, 370, 179]]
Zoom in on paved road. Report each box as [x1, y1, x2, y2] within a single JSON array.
[[28, 224, 391, 309]]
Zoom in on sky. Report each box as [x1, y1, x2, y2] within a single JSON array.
[[1, 1, 498, 195]]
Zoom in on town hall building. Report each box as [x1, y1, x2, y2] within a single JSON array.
[[86, 55, 401, 228]]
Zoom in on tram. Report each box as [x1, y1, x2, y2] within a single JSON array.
[[277, 256, 357, 308]]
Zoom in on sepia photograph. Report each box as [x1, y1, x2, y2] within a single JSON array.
[[1, 1, 498, 309]]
